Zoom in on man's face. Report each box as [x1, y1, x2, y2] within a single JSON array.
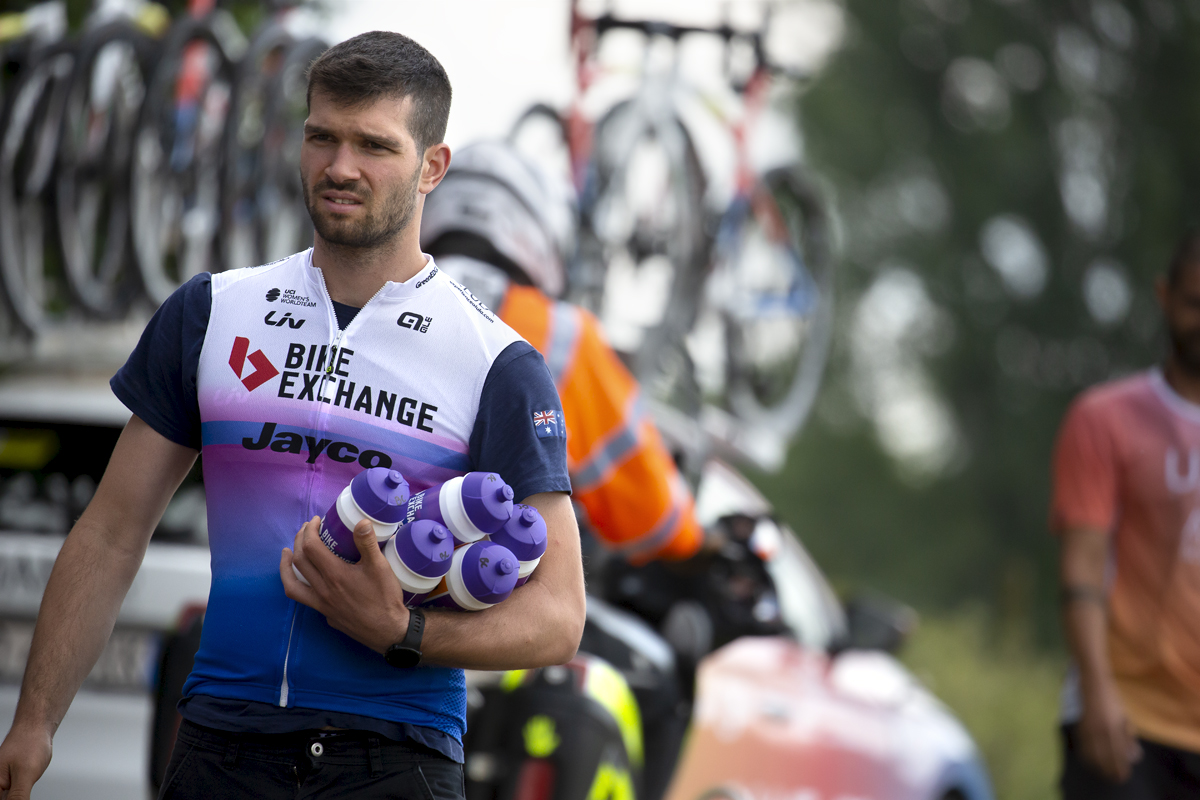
[[1160, 262, 1200, 374], [300, 91, 425, 250]]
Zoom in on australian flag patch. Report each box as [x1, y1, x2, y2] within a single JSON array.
[[533, 410, 564, 439]]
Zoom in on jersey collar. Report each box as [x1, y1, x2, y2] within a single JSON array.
[[303, 250, 442, 304]]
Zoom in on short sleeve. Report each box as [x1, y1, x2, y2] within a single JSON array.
[[110, 273, 212, 450], [1050, 394, 1118, 534], [469, 342, 572, 502]]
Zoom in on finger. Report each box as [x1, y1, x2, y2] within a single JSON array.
[[280, 545, 324, 605], [292, 517, 328, 581], [1081, 726, 1116, 782], [6, 769, 33, 800], [1106, 728, 1132, 783], [292, 517, 319, 559], [351, 519, 385, 565]]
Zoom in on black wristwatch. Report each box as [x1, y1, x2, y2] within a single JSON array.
[[385, 608, 425, 668]]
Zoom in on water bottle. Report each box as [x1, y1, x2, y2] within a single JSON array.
[[421, 540, 520, 611], [293, 468, 410, 586], [383, 519, 455, 604], [405, 472, 514, 545], [488, 504, 547, 586]]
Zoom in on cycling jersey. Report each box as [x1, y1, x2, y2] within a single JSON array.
[[112, 250, 570, 749]]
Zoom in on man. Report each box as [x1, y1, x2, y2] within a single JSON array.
[[0, 31, 585, 799], [421, 140, 704, 564], [1051, 231, 1200, 798]]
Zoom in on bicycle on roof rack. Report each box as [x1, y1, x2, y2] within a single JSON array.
[[509, 1, 836, 473], [0, 0, 168, 336], [221, 0, 324, 272], [129, 0, 243, 307]]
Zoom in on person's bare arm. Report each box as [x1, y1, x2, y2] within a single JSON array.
[[1060, 525, 1141, 783], [281, 490, 585, 670], [0, 416, 198, 799]]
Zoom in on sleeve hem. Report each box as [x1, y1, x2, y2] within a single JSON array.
[[110, 376, 199, 450], [512, 478, 573, 504]]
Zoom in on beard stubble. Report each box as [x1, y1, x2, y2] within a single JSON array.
[[302, 164, 421, 251]]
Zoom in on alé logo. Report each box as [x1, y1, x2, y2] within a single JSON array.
[[229, 337, 279, 391]]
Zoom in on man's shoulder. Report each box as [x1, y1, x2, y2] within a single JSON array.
[[424, 268, 526, 360], [1073, 370, 1154, 415], [211, 250, 309, 293]]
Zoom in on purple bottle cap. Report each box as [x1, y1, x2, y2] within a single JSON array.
[[461, 472, 514, 534], [352, 468, 410, 523], [461, 541, 520, 605], [489, 504, 547, 562], [393, 520, 454, 578]]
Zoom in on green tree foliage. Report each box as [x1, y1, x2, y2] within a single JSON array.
[[755, 0, 1200, 641]]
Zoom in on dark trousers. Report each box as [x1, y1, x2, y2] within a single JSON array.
[[158, 719, 465, 800], [1061, 724, 1200, 800]]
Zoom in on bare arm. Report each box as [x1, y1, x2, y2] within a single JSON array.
[[1060, 525, 1141, 782], [0, 415, 198, 798], [281, 491, 586, 670]]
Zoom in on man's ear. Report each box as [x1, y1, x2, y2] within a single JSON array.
[[1156, 275, 1169, 313], [420, 143, 451, 194]]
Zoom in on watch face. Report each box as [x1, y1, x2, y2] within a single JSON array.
[[386, 645, 421, 669]]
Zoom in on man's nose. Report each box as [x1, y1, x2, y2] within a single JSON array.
[[325, 143, 360, 185]]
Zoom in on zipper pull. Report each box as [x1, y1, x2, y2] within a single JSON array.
[[326, 329, 344, 375]]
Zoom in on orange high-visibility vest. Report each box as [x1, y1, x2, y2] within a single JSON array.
[[499, 284, 702, 562]]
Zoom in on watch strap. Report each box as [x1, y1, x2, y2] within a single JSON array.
[[385, 608, 425, 668], [402, 607, 425, 650]]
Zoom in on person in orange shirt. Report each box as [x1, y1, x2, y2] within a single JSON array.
[[1051, 231, 1200, 798], [420, 140, 704, 564]]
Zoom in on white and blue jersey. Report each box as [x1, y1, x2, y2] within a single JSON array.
[[111, 251, 571, 760]]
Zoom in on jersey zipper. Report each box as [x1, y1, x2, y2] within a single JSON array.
[[277, 264, 394, 705]]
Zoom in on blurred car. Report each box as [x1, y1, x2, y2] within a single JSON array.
[[663, 460, 994, 800], [0, 366, 210, 799]]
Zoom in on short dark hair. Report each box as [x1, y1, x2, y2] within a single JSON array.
[[1168, 229, 1200, 286], [306, 31, 452, 151]]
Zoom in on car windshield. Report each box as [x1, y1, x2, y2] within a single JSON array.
[[762, 521, 847, 651], [0, 419, 206, 543]]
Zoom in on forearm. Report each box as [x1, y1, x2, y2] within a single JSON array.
[[421, 570, 584, 670], [10, 415, 195, 735], [422, 492, 586, 669], [14, 517, 152, 731], [1063, 594, 1115, 695], [1060, 526, 1116, 698]]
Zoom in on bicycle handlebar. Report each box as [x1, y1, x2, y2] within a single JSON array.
[[585, 12, 809, 87]]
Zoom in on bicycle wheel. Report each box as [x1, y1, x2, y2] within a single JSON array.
[[255, 35, 324, 263], [509, 102, 589, 303], [710, 166, 834, 438], [509, 102, 575, 191], [585, 97, 709, 382], [0, 42, 74, 334], [220, 22, 292, 271], [55, 21, 155, 318], [131, 13, 236, 306]]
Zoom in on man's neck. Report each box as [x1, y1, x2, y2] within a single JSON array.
[[312, 228, 428, 308], [1163, 355, 1200, 405]]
